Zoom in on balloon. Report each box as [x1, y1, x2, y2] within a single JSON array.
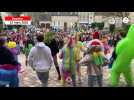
[[111, 24, 134, 87]]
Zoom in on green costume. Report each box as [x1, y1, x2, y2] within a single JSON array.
[[111, 24, 134, 87], [24, 44, 33, 56]]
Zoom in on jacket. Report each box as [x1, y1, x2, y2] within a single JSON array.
[[45, 39, 59, 57], [28, 42, 53, 72], [0, 46, 19, 66]]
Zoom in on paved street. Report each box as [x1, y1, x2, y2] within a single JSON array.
[[1, 12, 134, 87], [18, 48, 134, 87]]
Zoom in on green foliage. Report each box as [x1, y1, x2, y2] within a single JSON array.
[[98, 22, 104, 30], [44, 32, 55, 44], [91, 22, 97, 29], [91, 22, 104, 30]]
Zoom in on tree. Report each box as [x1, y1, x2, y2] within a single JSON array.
[[109, 24, 115, 33], [91, 22, 104, 30], [91, 22, 97, 29], [44, 32, 55, 44], [98, 22, 104, 30]]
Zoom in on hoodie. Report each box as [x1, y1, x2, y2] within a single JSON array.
[[28, 42, 53, 72]]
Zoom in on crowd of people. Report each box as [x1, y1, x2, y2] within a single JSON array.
[[0, 26, 128, 87]]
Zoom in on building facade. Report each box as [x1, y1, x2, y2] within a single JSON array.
[[78, 12, 94, 24], [129, 12, 134, 24], [39, 12, 79, 30], [51, 16, 78, 29]]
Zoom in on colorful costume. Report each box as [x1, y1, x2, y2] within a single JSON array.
[[60, 46, 78, 86], [0, 39, 20, 87], [24, 43, 33, 66], [101, 37, 110, 55], [111, 24, 134, 87], [6, 41, 21, 72], [24, 43, 33, 57], [59, 36, 78, 86], [75, 32, 85, 83], [79, 40, 107, 87]]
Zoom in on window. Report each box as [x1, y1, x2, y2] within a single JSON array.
[[81, 15, 84, 20], [55, 21, 58, 27], [44, 12, 48, 14], [75, 12, 78, 15], [58, 21, 60, 26], [70, 12, 73, 15], [57, 12, 60, 16], [53, 21, 55, 26]]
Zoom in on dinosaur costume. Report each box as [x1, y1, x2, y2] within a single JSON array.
[[111, 24, 134, 87]]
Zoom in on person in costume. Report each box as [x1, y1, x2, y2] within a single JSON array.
[[79, 40, 108, 87], [74, 32, 86, 84], [23, 35, 34, 66], [108, 34, 113, 47], [0, 38, 20, 87], [44, 32, 61, 80], [59, 35, 78, 86], [85, 39, 104, 52], [111, 24, 134, 87], [101, 36, 110, 55], [92, 30, 100, 39]]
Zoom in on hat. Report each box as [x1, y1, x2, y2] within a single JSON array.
[[90, 41, 101, 46], [86, 39, 102, 52], [7, 41, 16, 48]]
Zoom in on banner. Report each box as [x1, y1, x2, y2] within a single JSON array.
[[4, 16, 32, 25]]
